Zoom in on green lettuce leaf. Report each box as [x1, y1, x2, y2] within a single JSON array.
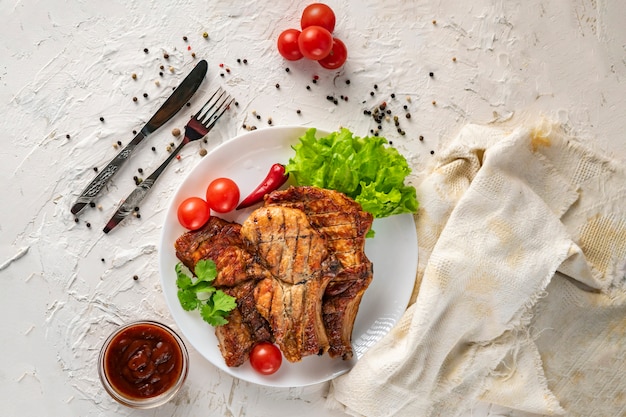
[[285, 128, 418, 218]]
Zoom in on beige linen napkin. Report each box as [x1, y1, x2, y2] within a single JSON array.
[[326, 122, 626, 417]]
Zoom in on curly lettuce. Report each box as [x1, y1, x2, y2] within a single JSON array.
[[285, 128, 418, 218]]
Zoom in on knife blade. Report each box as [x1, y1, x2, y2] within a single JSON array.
[[70, 59, 208, 215]]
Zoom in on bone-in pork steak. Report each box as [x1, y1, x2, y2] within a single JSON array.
[[240, 205, 342, 362], [174, 216, 273, 367], [264, 186, 374, 359]]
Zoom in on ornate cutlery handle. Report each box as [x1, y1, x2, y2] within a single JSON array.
[[71, 131, 146, 214]]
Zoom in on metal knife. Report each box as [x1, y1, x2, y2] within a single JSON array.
[[70, 59, 208, 215]]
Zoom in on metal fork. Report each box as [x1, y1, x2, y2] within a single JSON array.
[[103, 89, 234, 233]]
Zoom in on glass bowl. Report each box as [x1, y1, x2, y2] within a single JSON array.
[[98, 320, 189, 409]]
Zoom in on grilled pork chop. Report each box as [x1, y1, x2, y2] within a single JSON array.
[[241, 205, 341, 362], [265, 186, 374, 359], [173, 186, 373, 366], [174, 217, 273, 367]]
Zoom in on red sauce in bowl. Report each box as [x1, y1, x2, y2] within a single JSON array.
[[99, 321, 188, 408]]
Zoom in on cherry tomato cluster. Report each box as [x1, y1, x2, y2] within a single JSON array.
[[277, 3, 348, 70], [177, 177, 240, 230]]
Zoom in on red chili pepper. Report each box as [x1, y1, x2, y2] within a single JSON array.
[[236, 163, 289, 210]]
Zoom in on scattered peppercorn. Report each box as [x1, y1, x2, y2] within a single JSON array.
[[432, 19, 437, 25], [143, 93, 148, 98], [419, 135, 424, 141], [268, 118, 273, 125], [143, 48, 149, 53], [183, 36, 188, 41], [237, 58, 241, 63], [101, 258, 105, 262], [132, 130, 137, 135], [138, 168, 143, 174], [191, 52, 196, 58], [432, 100, 437, 106], [151, 146, 156, 151], [370, 91, 375, 96], [199, 148, 207, 157], [306, 85, 311, 90], [74, 217, 79, 223], [312, 79, 317, 84], [296, 109, 301, 114], [90, 202, 96, 208], [99, 117, 104, 122], [172, 128, 181, 136], [66, 134, 70, 139], [285, 67, 290, 73], [452, 56, 457, 62], [429, 72, 434, 77], [117, 140, 122, 146], [133, 275, 139, 281], [391, 93, 396, 99], [430, 150, 435, 155], [93, 167, 98, 172], [406, 113, 411, 119], [132, 96, 138, 102], [346, 79, 351, 85], [131, 73, 137, 80], [275, 83, 280, 89], [203, 32, 209, 38], [86, 222, 91, 228], [374, 84, 378, 89], [243, 59, 248, 64], [220, 73, 224, 77]]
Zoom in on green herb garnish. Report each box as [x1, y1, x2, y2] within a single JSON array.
[[175, 259, 237, 326], [285, 127, 418, 219]]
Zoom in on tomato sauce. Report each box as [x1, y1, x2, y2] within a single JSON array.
[[103, 322, 184, 399]]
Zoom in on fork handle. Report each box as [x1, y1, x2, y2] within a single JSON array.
[[103, 140, 188, 233]]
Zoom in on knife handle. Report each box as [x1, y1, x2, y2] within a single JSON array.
[[71, 131, 146, 214], [103, 140, 186, 233]]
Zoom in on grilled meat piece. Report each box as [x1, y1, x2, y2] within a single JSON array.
[[241, 205, 341, 362], [174, 216, 270, 287], [174, 217, 272, 367], [265, 186, 374, 359]]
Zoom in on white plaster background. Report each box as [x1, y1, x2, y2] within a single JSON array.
[[1, 0, 624, 416]]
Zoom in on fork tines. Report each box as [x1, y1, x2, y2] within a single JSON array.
[[196, 88, 234, 129]]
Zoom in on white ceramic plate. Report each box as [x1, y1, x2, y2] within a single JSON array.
[[159, 126, 418, 387]]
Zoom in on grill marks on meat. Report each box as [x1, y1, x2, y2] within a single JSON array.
[[173, 186, 374, 366], [265, 186, 374, 359], [174, 217, 272, 367], [241, 206, 340, 362]]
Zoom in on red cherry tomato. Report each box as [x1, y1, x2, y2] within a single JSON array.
[[177, 197, 210, 230], [318, 38, 348, 69], [206, 177, 240, 213], [249, 342, 282, 375], [298, 25, 333, 60], [277, 29, 304, 61], [301, 3, 336, 33]]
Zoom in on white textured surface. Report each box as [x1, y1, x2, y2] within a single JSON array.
[[0, 0, 624, 416]]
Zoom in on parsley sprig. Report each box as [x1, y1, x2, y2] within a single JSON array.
[[175, 259, 237, 326]]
